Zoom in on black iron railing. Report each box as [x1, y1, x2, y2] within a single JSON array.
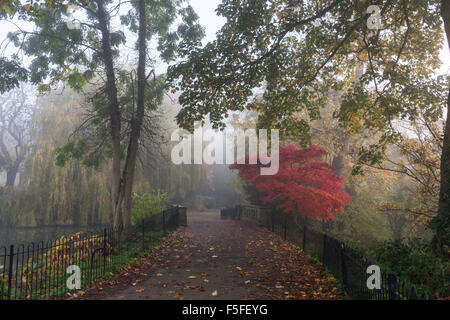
[[221, 205, 429, 300], [0, 205, 187, 300]]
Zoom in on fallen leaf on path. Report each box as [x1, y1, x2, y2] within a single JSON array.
[[211, 290, 218, 297], [136, 289, 145, 293]]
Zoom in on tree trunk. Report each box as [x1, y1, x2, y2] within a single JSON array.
[[122, 0, 148, 235], [331, 153, 345, 177], [5, 165, 18, 187], [432, 0, 450, 254], [72, 162, 81, 227], [97, 0, 123, 233]]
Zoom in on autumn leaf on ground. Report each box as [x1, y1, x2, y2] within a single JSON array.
[[66, 212, 339, 301]]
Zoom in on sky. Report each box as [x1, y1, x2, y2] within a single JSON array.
[[0, 0, 226, 73], [190, 0, 225, 44], [189, 0, 450, 74]]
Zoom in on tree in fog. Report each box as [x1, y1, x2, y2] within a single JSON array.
[[1, 0, 204, 234], [168, 0, 450, 254], [0, 84, 33, 187]]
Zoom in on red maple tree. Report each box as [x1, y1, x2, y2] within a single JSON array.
[[230, 145, 351, 221]]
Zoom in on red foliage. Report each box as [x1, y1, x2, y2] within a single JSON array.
[[229, 145, 351, 221]]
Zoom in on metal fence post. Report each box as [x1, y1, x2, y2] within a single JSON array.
[[7, 245, 13, 299], [388, 274, 398, 300], [283, 216, 287, 240], [142, 219, 145, 251], [103, 228, 107, 274], [302, 225, 307, 251], [340, 243, 347, 291], [271, 211, 274, 232], [162, 211, 166, 232], [322, 234, 327, 264]]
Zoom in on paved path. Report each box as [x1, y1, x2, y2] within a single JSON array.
[[79, 210, 339, 300]]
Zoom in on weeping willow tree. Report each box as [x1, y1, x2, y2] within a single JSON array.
[[0, 88, 112, 227], [0, 89, 213, 227]]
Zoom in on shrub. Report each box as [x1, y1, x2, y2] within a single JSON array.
[[369, 239, 450, 298], [131, 190, 169, 225]]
